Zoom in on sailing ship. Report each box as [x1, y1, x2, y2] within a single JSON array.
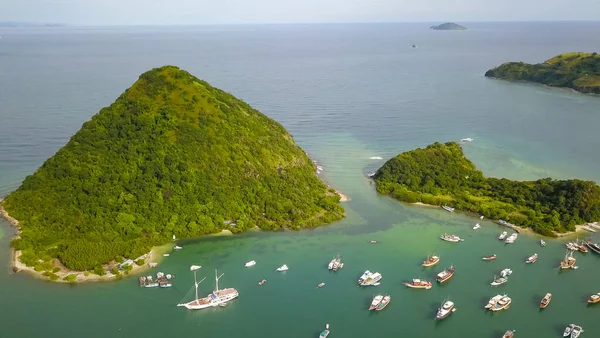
[[436, 265, 455, 283], [442, 205, 455, 212], [440, 233, 463, 242], [525, 253, 538, 264], [358, 270, 382, 286], [482, 254, 497, 261], [375, 295, 391, 311], [490, 276, 508, 287], [369, 295, 384, 310], [422, 254, 440, 267], [559, 251, 577, 269], [498, 231, 508, 240], [502, 330, 515, 338], [319, 324, 330, 338], [436, 299, 456, 320], [403, 279, 433, 289], [540, 293, 552, 308], [177, 266, 239, 310], [587, 293, 600, 304], [485, 294, 511, 311]]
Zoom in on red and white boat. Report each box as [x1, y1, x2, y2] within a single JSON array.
[[177, 266, 239, 310], [482, 254, 497, 261], [403, 279, 433, 289], [422, 254, 440, 267], [525, 253, 538, 264]]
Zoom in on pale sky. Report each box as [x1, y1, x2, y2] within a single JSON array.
[[1, 0, 600, 26]]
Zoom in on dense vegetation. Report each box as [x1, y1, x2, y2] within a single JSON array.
[[374, 142, 600, 236], [430, 22, 467, 30], [485, 52, 600, 94], [2, 66, 344, 271]]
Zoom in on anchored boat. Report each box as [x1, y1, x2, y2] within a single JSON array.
[[319, 324, 330, 338], [177, 266, 239, 310], [358, 270, 382, 286], [245, 260, 256, 267], [540, 293, 552, 308], [276, 264, 289, 272], [436, 265, 455, 284], [403, 279, 432, 289], [498, 231, 508, 240], [422, 254, 440, 267], [485, 294, 511, 311], [442, 205, 455, 212], [587, 293, 600, 304], [559, 251, 577, 270], [500, 268, 512, 277], [369, 294, 384, 310], [502, 330, 515, 338], [525, 253, 538, 264], [375, 295, 391, 311], [483, 254, 497, 261], [440, 233, 463, 242], [436, 299, 456, 320], [490, 276, 508, 287]]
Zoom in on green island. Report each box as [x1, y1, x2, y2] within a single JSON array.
[[430, 22, 467, 30], [485, 52, 600, 94], [1, 66, 344, 277], [373, 142, 600, 237]]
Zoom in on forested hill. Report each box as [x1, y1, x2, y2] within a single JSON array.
[[485, 52, 600, 94], [374, 142, 600, 236], [2, 66, 344, 271]]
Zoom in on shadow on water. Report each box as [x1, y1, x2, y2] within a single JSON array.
[[553, 324, 566, 336], [427, 301, 439, 321], [531, 293, 542, 307]]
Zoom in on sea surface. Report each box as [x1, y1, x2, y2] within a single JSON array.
[[1, 22, 600, 338]]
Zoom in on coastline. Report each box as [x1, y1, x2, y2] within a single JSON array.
[[485, 76, 598, 96]]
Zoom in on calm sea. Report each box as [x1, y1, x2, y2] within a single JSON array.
[[1, 22, 600, 338]]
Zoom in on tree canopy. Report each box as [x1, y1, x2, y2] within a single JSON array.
[[485, 52, 600, 94], [374, 142, 600, 236], [2, 66, 344, 271]]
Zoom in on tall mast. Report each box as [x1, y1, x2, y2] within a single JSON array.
[[215, 269, 219, 291], [194, 269, 199, 301]]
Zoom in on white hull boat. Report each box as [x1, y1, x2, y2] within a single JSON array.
[[245, 260, 256, 267], [276, 264, 289, 272], [177, 267, 239, 310]]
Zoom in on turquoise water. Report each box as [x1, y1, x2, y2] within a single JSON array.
[[1, 22, 600, 337]]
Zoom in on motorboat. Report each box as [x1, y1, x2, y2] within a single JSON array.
[[174, 245, 183, 250], [369, 240, 377, 244], [369, 295, 384, 310], [498, 231, 508, 240], [319, 324, 330, 338], [540, 239, 546, 247], [375, 295, 391, 311], [440, 233, 463, 242], [436, 266, 455, 283], [442, 205, 455, 212], [422, 254, 440, 267], [566, 242, 580, 251], [163, 254, 170, 257], [436, 299, 456, 320], [505, 233, 518, 244], [482, 254, 497, 261], [403, 279, 433, 289], [276, 264, 289, 272], [540, 293, 552, 308], [490, 276, 508, 286], [502, 330, 515, 338], [245, 260, 256, 267], [473, 223, 481, 230], [258, 279, 266, 286], [461, 138, 473, 142], [525, 253, 538, 264], [587, 293, 600, 304], [486, 294, 511, 311], [317, 282, 326, 288], [571, 325, 584, 338], [328, 255, 343, 271], [564, 325, 573, 337], [500, 268, 512, 277]]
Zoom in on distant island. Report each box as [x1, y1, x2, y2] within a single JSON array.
[[430, 22, 467, 30], [485, 52, 600, 94], [373, 142, 600, 237], [0, 21, 64, 27], [0, 66, 344, 281]]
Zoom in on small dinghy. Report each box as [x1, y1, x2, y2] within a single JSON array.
[[174, 245, 182, 250], [540, 293, 552, 308], [482, 254, 497, 261]]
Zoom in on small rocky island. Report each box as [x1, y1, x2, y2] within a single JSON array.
[[430, 22, 467, 30], [373, 142, 600, 236], [485, 52, 600, 94], [0, 66, 344, 280]]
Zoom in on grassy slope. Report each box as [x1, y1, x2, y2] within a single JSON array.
[[485, 52, 600, 94], [2, 66, 344, 271]]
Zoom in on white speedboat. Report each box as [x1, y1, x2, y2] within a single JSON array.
[[571, 325, 584, 338], [540, 239, 546, 247], [440, 233, 463, 242], [358, 270, 382, 286], [505, 233, 518, 244], [369, 294, 384, 310], [276, 264, 289, 272], [525, 253, 538, 264], [461, 138, 473, 142], [174, 245, 183, 250], [163, 254, 170, 257], [245, 260, 256, 267], [473, 223, 481, 230], [500, 268, 512, 277], [564, 324, 573, 337], [436, 300, 456, 320], [319, 324, 330, 338], [498, 231, 508, 240]]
